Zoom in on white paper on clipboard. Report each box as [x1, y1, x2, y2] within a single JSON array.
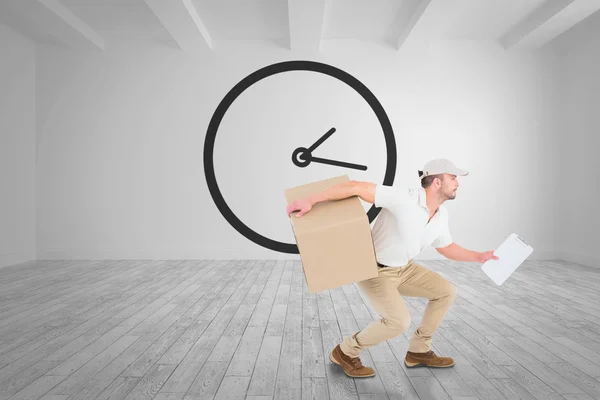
[[481, 233, 534, 285]]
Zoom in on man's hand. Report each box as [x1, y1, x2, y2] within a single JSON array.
[[286, 198, 313, 217], [477, 251, 499, 263]]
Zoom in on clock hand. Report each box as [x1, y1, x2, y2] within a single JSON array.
[[291, 147, 367, 171], [307, 127, 336, 153], [310, 156, 368, 171]]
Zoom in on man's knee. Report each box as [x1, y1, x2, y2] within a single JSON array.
[[431, 279, 457, 303], [383, 314, 411, 335], [444, 281, 457, 302]]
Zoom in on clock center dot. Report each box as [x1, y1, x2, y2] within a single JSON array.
[[291, 147, 312, 168]]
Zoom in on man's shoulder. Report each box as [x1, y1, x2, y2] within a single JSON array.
[[375, 183, 422, 209], [388, 185, 421, 201], [379, 183, 421, 194]]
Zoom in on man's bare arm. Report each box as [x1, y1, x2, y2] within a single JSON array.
[[286, 180, 375, 217], [436, 242, 499, 263], [311, 180, 375, 204]]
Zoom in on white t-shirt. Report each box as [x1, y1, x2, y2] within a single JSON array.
[[371, 184, 453, 267]]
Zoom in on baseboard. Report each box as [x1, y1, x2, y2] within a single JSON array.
[[554, 251, 600, 269], [0, 251, 37, 269], [37, 248, 302, 261], [38, 247, 562, 263]]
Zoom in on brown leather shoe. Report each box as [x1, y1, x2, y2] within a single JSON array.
[[404, 350, 454, 368], [330, 344, 375, 378]]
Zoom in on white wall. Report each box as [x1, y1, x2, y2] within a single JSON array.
[[0, 23, 36, 268], [35, 40, 559, 261], [550, 11, 600, 268]]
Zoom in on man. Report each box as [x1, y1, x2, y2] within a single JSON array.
[[285, 158, 498, 378]]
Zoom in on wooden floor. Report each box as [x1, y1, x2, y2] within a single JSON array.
[[0, 259, 599, 400]]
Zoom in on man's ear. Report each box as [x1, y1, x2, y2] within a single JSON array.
[[436, 174, 446, 186]]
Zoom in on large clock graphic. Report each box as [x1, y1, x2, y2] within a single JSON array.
[[204, 60, 397, 254]]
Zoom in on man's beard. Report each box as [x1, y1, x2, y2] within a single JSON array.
[[445, 189, 456, 200]]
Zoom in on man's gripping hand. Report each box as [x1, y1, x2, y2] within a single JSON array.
[[286, 198, 313, 218], [477, 251, 499, 263]]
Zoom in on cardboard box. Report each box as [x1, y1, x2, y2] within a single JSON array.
[[284, 175, 379, 293]]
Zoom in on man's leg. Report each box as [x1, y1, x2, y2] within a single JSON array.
[[331, 267, 411, 377], [396, 262, 457, 367], [340, 267, 411, 357]]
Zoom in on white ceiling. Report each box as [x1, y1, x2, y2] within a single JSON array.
[[0, 0, 598, 52]]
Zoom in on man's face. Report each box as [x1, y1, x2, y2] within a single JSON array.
[[439, 174, 459, 200]]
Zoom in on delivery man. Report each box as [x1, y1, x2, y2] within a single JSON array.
[[286, 158, 498, 378]]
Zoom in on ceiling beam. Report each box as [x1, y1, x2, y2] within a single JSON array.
[[396, 0, 433, 49], [500, 0, 600, 49], [37, 0, 104, 50], [144, 0, 212, 53], [0, 0, 105, 50], [287, 0, 327, 52]]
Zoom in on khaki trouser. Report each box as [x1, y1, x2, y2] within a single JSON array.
[[340, 260, 457, 357]]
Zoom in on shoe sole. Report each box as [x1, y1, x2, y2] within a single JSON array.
[[330, 352, 375, 378], [404, 360, 455, 368]]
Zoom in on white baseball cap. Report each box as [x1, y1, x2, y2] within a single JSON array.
[[419, 158, 469, 180]]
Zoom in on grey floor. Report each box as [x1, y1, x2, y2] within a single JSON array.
[[0, 259, 599, 400]]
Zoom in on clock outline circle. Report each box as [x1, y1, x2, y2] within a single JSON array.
[[204, 60, 397, 254]]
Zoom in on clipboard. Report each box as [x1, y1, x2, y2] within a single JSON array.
[[481, 233, 533, 285]]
